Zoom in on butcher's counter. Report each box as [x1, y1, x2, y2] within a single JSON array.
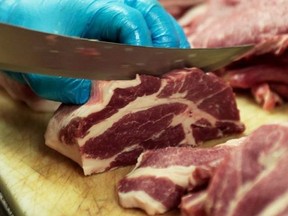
[[0, 89, 288, 216]]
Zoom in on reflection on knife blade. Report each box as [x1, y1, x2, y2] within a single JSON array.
[[0, 23, 253, 80]]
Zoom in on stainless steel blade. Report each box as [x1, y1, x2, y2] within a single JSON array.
[[0, 23, 253, 80]]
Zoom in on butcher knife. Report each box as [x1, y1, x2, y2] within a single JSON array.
[[0, 23, 253, 80]]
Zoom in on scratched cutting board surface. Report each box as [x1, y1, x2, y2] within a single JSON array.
[[0, 89, 288, 216]]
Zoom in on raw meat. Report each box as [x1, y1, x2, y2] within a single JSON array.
[[159, 0, 205, 18], [180, 123, 288, 216], [206, 123, 288, 216], [117, 138, 245, 215], [0, 72, 59, 112], [45, 68, 244, 175], [176, 0, 288, 110], [181, 191, 207, 216], [183, 1, 288, 48], [251, 83, 283, 111], [218, 43, 288, 110]]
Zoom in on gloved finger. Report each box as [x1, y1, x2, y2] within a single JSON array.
[[170, 15, 191, 48], [23, 74, 91, 104], [125, 0, 180, 48], [85, 2, 153, 46], [2, 71, 26, 83]]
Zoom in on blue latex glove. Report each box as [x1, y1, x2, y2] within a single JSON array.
[[0, 0, 190, 104]]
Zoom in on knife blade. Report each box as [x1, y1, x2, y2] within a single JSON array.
[[0, 23, 253, 80]]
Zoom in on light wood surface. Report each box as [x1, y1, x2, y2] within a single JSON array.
[[0, 89, 288, 216]]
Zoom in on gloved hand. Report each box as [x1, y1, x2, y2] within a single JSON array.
[[0, 0, 190, 104]]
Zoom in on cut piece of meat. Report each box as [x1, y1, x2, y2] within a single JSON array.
[[180, 123, 288, 216], [117, 138, 245, 215], [159, 0, 205, 18], [184, 1, 288, 48], [219, 48, 288, 110], [251, 83, 283, 111], [206, 123, 288, 216], [221, 53, 288, 89], [119, 123, 288, 216], [0, 72, 60, 112], [177, 0, 288, 110], [44, 68, 244, 175]]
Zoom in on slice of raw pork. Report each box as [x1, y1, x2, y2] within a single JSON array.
[[45, 68, 244, 175], [117, 138, 244, 215], [180, 123, 288, 216]]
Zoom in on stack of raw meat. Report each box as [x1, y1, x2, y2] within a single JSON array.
[[118, 123, 288, 216], [160, 0, 288, 111]]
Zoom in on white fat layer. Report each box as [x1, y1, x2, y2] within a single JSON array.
[[127, 166, 197, 188], [75, 77, 142, 117], [218, 137, 247, 147], [259, 130, 286, 168], [179, 3, 207, 26], [259, 148, 285, 169], [82, 156, 116, 175], [119, 191, 167, 215], [53, 77, 142, 129], [82, 144, 141, 175], [79, 97, 198, 146], [183, 192, 207, 209], [258, 191, 288, 216]]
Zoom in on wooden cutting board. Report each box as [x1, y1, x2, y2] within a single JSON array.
[[0, 89, 288, 216]]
